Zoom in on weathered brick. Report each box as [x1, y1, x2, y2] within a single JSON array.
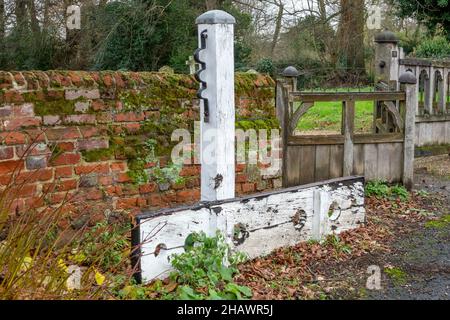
[[55, 166, 73, 178], [176, 189, 200, 202], [11, 184, 36, 198], [0, 132, 27, 145], [56, 142, 75, 152], [98, 176, 113, 186], [46, 90, 65, 100], [79, 126, 99, 138], [74, 101, 90, 113], [46, 127, 81, 140], [51, 153, 81, 166], [0, 147, 14, 160], [139, 183, 157, 194], [122, 184, 140, 196], [91, 100, 106, 111], [25, 196, 45, 209], [26, 156, 48, 170], [106, 185, 122, 196], [64, 114, 96, 125], [171, 181, 185, 190], [110, 162, 127, 172], [114, 112, 145, 122], [3, 117, 41, 130], [44, 179, 78, 193], [48, 191, 76, 205], [12, 103, 34, 117], [0, 160, 24, 175], [75, 163, 110, 175], [180, 166, 200, 177], [11, 169, 54, 184], [0, 105, 12, 118], [86, 189, 104, 201], [236, 174, 248, 183], [23, 129, 47, 143], [115, 172, 132, 183], [147, 194, 166, 208], [116, 197, 138, 210], [16, 143, 50, 157], [96, 112, 113, 123], [65, 89, 100, 100], [79, 174, 98, 187], [123, 123, 141, 133], [43, 115, 61, 126], [77, 139, 109, 151], [242, 183, 256, 193], [3, 91, 24, 103]]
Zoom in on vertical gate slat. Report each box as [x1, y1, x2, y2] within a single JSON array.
[[363, 144, 378, 181], [286, 146, 301, 186], [329, 145, 344, 179], [377, 143, 391, 181], [299, 146, 316, 184], [353, 144, 365, 176], [343, 100, 355, 176], [315, 145, 331, 181]]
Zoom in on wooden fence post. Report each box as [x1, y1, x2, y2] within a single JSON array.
[[343, 100, 355, 177], [399, 71, 418, 190], [278, 67, 299, 187], [196, 10, 236, 202]]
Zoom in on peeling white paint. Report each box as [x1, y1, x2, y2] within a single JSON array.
[[136, 178, 366, 283]]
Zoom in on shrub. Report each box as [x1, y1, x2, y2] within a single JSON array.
[[415, 36, 450, 59], [365, 181, 409, 201], [256, 58, 275, 75], [149, 231, 251, 300]]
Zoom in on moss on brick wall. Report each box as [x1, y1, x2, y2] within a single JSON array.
[[0, 70, 280, 214]]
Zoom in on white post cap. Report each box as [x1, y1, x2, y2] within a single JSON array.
[[196, 10, 236, 25]]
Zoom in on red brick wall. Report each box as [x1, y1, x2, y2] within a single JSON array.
[[0, 71, 280, 221]]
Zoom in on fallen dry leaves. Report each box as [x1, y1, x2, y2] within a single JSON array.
[[235, 191, 446, 300]]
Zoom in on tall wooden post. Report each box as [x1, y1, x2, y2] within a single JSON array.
[[278, 67, 299, 188], [196, 10, 236, 202], [399, 71, 418, 190], [343, 100, 355, 177]]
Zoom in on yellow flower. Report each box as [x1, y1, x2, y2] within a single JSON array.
[[94, 269, 106, 286], [20, 256, 33, 272], [58, 259, 69, 273]]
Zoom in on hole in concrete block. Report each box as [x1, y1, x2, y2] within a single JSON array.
[[328, 201, 342, 221]]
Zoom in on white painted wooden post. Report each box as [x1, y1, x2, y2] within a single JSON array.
[[399, 71, 418, 190], [196, 10, 236, 202]]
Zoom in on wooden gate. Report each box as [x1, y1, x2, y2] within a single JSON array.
[[277, 74, 417, 189]]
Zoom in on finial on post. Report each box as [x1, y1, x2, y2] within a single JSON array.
[[374, 31, 399, 44], [399, 71, 417, 85], [281, 66, 299, 93], [282, 66, 300, 78], [196, 10, 236, 25]]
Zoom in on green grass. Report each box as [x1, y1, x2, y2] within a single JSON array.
[[384, 267, 408, 286], [296, 87, 375, 133]]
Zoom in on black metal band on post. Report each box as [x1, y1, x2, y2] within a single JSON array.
[[194, 29, 209, 123]]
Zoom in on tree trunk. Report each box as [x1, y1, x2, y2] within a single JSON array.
[[28, 0, 40, 34], [15, 0, 28, 32], [270, 2, 284, 58], [0, 0, 5, 40], [205, 0, 225, 10], [337, 0, 366, 76], [205, 0, 218, 10]]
